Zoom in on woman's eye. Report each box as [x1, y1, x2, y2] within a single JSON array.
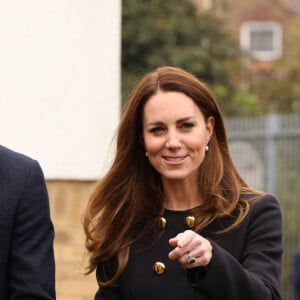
[[149, 127, 164, 134], [181, 122, 194, 130]]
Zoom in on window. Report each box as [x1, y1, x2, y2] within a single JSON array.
[[240, 21, 283, 61]]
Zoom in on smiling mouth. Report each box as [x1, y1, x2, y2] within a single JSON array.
[[163, 156, 186, 162]]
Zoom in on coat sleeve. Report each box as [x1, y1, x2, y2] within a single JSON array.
[[9, 160, 56, 300], [187, 194, 282, 300]]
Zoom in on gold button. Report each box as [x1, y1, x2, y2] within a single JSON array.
[[157, 217, 167, 229], [185, 216, 195, 228], [153, 262, 166, 275]]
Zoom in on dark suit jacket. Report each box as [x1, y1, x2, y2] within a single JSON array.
[[0, 145, 56, 299], [95, 194, 282, 300]]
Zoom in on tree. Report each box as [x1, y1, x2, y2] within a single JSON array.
[[122, 0, 258, 115]]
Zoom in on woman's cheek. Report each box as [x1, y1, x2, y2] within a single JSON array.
[[145, 138, 164, 153]]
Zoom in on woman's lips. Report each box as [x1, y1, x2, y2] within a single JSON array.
[[163, 156, 187, 163]]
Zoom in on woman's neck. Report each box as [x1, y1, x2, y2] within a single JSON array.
[[162, 179, 203, 211]]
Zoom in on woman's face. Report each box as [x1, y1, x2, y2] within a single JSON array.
[[143, 91, 214, 182]]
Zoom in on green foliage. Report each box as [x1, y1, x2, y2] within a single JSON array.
[[122, 0, 247, 114], [122, 3, 300, 116], [215, 85, 260, 116]]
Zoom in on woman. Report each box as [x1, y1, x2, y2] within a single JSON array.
[[83, 66, 282, 299]]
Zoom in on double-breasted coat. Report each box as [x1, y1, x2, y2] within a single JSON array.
[[95, 194, 282, 300]]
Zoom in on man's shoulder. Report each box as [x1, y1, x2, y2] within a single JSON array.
[[0, 145, 35, 167], [0, 145, 39, 182]]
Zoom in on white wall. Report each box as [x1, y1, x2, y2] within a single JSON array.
[[0, 1, 121, 180]]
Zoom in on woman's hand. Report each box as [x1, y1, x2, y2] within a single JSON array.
[[168, 230, 212, 269]]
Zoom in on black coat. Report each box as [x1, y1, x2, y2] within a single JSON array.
[[95, 194, 282, 300], [0, 145, 56, 299]]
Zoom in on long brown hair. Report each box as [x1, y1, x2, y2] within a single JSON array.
[[83, 66, 263, 285]]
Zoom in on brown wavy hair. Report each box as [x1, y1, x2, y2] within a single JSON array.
[[82, 66, 263, 285]]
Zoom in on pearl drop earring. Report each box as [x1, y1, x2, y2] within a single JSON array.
[[145, 151, 148, 157], [205, 144, 209, 152]]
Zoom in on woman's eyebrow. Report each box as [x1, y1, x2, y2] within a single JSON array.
[[146, 116, 196, 127], [176, 116, 196, 123]]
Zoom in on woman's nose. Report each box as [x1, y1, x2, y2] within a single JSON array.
[[165, 131, 182, 148]]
